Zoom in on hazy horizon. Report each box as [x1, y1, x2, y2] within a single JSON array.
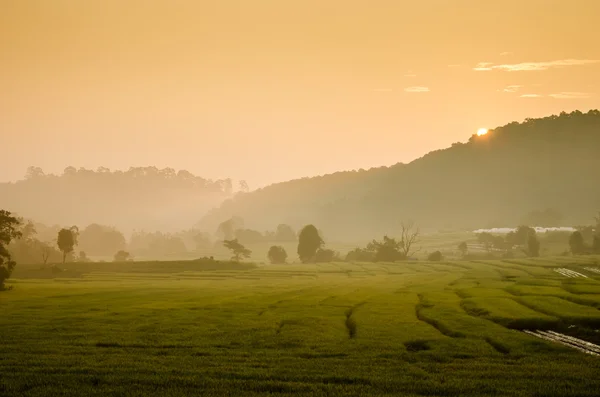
[[2, 0, 600, 188]]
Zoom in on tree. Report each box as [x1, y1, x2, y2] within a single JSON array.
[[315, 248, 339, 263], [345, 248, 376, 262], [267, 246, 288, 264], [399, 221, 420, 257], [77, 251, 89, 262], [569, 231, 587, 255], [367, 236, 404, 262], [593, 235, 600, 254], [428, 251, 443, 261], [78, 224, 126, 256], [113, 250, 131, 262], [524, 234, 540, 257], [234, 229, 264, 244], [0, 210, 22, 291], [297, 225, 323, 263], [458, 242, 468, 257], [57, 226, 78, 263], [274, 224, 296, 242], [223, 239, 251, 261], [216, 216, 244, 240]]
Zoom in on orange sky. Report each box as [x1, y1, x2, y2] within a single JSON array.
[[2, 0, 599, 188]]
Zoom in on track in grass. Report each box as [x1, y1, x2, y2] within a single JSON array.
[[524, 330, 600, 356], [554, 268, 588, 278]]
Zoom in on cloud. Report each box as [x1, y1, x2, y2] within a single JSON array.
[[500, 51, 512, 56], [404, 86, 429, 93], [548, 92, 592, 99], [474, 59, 599, 72], [473, 62, 493, 71], [502, 85, 522, 93], [520, 94, 542, 98]]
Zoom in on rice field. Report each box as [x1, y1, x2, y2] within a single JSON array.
[[1, 256, 600, 396]]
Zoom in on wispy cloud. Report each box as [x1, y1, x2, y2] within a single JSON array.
[[473, 62, 493, 71], [548, 92, 592, 99], [519, 92, 593, 99], [502, 85, 522, 93], [404, 86, 429, 93], [500, 51, 512, 56], [474, 59, 599, 72], [373, 88, 393, 92]]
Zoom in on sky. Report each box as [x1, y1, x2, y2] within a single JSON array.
[[2, 0, 600, 189]]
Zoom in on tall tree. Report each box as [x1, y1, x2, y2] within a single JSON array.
[[57, 226, 78, 263], [0, 210, 22, 291], [297, 225, 323, 263], [569, 231, 586, 255]]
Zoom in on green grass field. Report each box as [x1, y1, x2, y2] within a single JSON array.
[[2, 257, 600, 396]]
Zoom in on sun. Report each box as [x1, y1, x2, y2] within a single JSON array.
[[477, 128, 488, 136]]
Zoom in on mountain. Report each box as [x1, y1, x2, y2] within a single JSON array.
[[0, 167, 233, 233], [198, 110, 600, 240]]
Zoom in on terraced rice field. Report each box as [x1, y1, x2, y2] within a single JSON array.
[[1, 256, 600, 396]]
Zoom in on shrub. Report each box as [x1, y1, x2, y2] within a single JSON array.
[[267, 246, 287, 264], [427, 251, 443, 261], [345, 248, 375, 262]]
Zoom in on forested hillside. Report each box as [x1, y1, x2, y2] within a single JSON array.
[[0, 167, 233, 233], [199, 110, 600, 240]]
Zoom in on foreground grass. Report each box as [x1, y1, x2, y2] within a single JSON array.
[[1, 257, 600, 396]]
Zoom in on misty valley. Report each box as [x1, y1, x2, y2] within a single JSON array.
[[2, 111, 600, 396]]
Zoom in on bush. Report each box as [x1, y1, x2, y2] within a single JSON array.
[[315, 248, 340, 263], [345, 248, 375, 262], [427, 251, 443, 261], [267, 246, 288, 264]]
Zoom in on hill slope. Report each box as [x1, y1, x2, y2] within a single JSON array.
[[0, 167, 233, 233], [198, 110, 600, 240]]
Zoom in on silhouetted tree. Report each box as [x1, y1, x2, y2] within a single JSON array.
[[569, 231, 587, 255], [77, 251, 89, 262], [113, 250, 131, 262], [297, 225, 323, 263], [428, 251, 443, 261], [274, 224, 296, 242], [78, 224, 126, 256], [223, 239, 251, 261], [367, 236, 405, 262], [458, 241, 468, 257], [345, 248, 376, 262], [0, 210, 22, 291], [524, 234, 540, 257], [234, 229, 264, 244], [593, 235, 600, 254], [57, 226, 78, 263], [216, 216, 244, 240], [315, 248, 339, 263], [267, 246, 287, 264], [399, 221, 420, 257]]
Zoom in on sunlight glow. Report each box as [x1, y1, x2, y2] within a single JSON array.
[[477, 128, 488, 136]]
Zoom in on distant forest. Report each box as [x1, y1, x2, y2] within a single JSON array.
[[199, 110, 600, 240], [2, 110, 599, 242], [0, 167, 236, 234]]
